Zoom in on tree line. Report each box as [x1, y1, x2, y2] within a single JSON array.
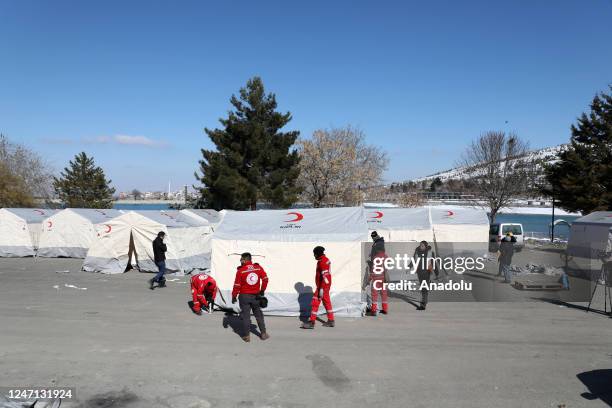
[[1, 79, 610, 218]]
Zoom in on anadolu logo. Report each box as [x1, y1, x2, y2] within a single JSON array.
[[368, 211, 384, 224], [281, 212, 303, 229]]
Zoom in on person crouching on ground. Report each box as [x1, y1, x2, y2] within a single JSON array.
[[190, 273, 217, 315], [302, 246, 335, 329], [413, 241, 433, 311], [231, 252, 270, 342], [150, 231, 167, 290]]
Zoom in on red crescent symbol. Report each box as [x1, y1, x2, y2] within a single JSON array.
[[371, 211, 384, 219], [447, 211, 454, 216], [285, 212, 304, 222], [105, 224, 112, 233], [47, 221, 53, 228]]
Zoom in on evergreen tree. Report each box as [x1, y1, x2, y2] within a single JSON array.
[[543, 87, 612, 214], [195, 77, 301, 210], [53, 152, 116, 208]]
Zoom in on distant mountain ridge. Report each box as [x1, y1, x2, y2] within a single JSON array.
[[410, 144, 567, 183]]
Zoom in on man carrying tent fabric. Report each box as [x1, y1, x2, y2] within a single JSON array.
[[231, 253, 270, 342], [302, 246, 335, 329], [149, 231, 167, 290], [190, 273, 217, 315]]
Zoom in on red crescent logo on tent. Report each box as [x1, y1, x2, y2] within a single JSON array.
[[446, 211, 454, 216], [371, 211, 384, 219], [105, 224, 112, 233], [47, 221, 53, 228], [285, 212, 304, 222]]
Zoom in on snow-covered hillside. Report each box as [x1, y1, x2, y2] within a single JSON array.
[[411, 144, 567, 183]]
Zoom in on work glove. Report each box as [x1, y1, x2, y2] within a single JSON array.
[[232, 297, 237, 304]]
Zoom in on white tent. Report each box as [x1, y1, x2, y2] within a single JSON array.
[[38, 209, 123, 258], [430, 206, 490, 243], [429, 206, 490, 266], [82, 210, 212, 274], [0, 208, 59, 257], [366, 207, 434, 242], [211, 207, 368, 317], [180, 209, 223, 229], [567, 211, 612, 259]]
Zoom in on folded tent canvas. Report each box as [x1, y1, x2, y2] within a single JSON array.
[[211, 207, 368, 317], [38, 208, 123, 258], [82, 210, 212, 274], [0, 208, 59, 257]]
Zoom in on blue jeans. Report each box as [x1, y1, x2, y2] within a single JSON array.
[[154, 260, 166, 282], [500, 263, 512, 283]]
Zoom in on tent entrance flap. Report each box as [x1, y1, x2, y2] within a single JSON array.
[[125, 231, 139, 272]]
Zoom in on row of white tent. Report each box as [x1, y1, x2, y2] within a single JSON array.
[[0, 206, 490, 317]]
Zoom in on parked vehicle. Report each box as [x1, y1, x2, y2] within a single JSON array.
[[489, 223, 524, 252]]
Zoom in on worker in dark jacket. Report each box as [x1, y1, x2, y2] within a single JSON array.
[[498, 232, 516, 283], [413, 241, 433, 310], [149, 231, 167, 290], [370, 231, 385, 261]]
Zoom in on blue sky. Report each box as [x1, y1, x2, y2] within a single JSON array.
[[1, 0, 611, 192]]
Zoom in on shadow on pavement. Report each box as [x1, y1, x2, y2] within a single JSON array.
[[577, 369, 612, 407]]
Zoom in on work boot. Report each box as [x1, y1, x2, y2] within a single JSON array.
[[301, 321, 315, 329], [241, 335, 250, 343], [260, 332, 270, 340], [380, 310, 388, 315], [417, 304, 426, 311], [323, 320, 335, 327], [366, 310, 377, 316], [149, 279, 155, 290], [158, 280, 166, 288]]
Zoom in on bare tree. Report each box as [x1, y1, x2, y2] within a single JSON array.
[[459, 131, 532, 222], [0, 134, 54, 200], [297, 126, 387, 207]]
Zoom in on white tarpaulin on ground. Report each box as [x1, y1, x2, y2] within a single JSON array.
[[211, 207, 368, 317], [38, 208, 123, 258], [365, 207, 434, 242], [0, 208, 59, 257], [82, 210, 212, 274]]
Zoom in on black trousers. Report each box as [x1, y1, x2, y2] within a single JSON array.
[[239, 294, 266, 337], [417, 270, 430, 306]]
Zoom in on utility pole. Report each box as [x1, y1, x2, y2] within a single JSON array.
[[550, 185, 555, 242]]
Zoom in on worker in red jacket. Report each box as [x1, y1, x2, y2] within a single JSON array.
[[231, 252, 269, 342], [190, 273, 217, 315], [302, 246, 334, 329]]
